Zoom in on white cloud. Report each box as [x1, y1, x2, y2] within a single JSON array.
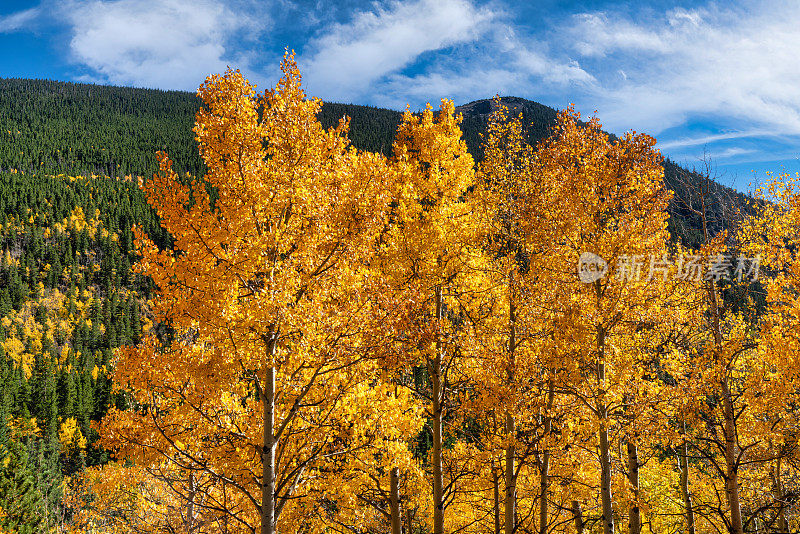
[[570, 12, 669, 57], [667, 7, 703, 28], [657, 130, 772, 150], [514, 49, 594, 85], [0, 7, 40, 33], [299, 0, 494, 100], [46, 0, 800, 175], [298, 0, 595, 109], [376, 67, 522, 109], [714, 147, 756, 158], [64, 0, 265, 90], [370, 39, 594, 110], [564, 1, 800, 138]]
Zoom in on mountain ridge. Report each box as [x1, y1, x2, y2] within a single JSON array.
[[0, 78, 748, 245]]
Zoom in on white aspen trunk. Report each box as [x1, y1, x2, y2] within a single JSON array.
[[186, 471, 197, 533], [679, 423, 696, 534], [572, 501, 584, 534], [539, 380, 554, 534], [505, 281, 517, 534], [709, 276, 743, 534], [597, 322, 614, 534], [261, 330, 277, 534], [494, 462, 502, 534], [432, 286, 445, 534], [773, 456, 789, 533], [700, 199, 743, 534], [722, 378, 743, 534], [626, 442, 640, 534], [390, 467, 401, 534], [599, 415, 613, 534], [505, 412, 516, 534]]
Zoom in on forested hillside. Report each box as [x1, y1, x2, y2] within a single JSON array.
[[0, 73, 778, 533], [0, 77, 750, 248], [0, 170, 169, 529]]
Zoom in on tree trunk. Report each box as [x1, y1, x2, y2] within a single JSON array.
[[505, 411, 516, 534], [538, 448, 550, 534], [773, 456, 789, 533], [597, 324, 614, 534], [186, 471, 197, 533], [599, 418, 613, 534], [432, 286, 445, 534], [390, 467, 401, 534], [572, 501, 584, 534], [505, 287, 517, 534], [626, 442, 640, 534], [679, 423, 696, 534], [261, 331, 277, 534], [722, 377, 743, 534], [707, 262, 743, 534], [539, 380, 554, 534], [405, 506, 413, 534], [494, 463, 502, 534]]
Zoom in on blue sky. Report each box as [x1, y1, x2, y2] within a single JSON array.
[[1, 0, 799, 191]]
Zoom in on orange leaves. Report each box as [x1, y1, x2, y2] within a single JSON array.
[[384, 99, 478, 294], [101, 52, 420, 533], [87, 52, 800, 534]]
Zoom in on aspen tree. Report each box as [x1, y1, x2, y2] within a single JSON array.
[[100, 55, 397, 534], [384, 99, 477, 534], [534, 108, 671, 534], [472, 100, 563, 534], [669, 164, 763, 534], [740, 171, 800, 534]]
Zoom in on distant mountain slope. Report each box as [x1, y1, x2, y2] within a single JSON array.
[[0, 79, 749, 245], [0, 78, 204, 178], [456, 96, 560, 159]]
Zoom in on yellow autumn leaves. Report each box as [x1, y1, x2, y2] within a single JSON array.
[[67, 52, 800, 534]]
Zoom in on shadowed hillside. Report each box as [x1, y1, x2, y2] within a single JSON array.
[[0, 79, 751, 245]]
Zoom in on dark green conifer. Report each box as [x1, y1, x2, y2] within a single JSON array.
[[0, 439, 44, 534]]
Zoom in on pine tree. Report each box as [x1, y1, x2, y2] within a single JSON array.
[[0, 439, 44, 534]]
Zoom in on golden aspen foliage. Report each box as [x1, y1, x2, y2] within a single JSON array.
[[466, 100, 568, 534], [381, 99, 481, 534], [737, 171, 800, 532], [58, 417, 86, 451], [531, 107, 672, 534], [44, 55, 800, 534], [97, 54, 412, 533], [386, 99, 478, 289]]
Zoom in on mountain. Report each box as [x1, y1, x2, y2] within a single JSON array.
[[0, 78, 750, 246], [456, 95, 562, 158], [321, 95, 756, 246], [0, 78, 205, 178]]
